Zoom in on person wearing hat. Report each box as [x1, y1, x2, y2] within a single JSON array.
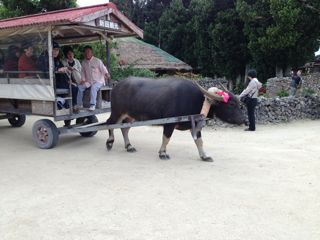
[[18, 42, 37, 78]]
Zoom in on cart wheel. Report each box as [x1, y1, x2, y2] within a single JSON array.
[[32, 119, 59, 149], [76, 115, 98, 137], [7, 114, 26, 127], [64, 120, 72, 127]]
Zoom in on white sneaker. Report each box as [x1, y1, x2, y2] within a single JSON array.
[[89, 105, 96, 111]]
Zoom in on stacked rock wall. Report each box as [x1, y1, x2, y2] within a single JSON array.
[[266, 73, 320, 97], [255, 96, 320, 123], [198, 78, 320, 126]]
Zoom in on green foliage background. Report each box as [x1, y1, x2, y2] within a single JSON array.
[[113, 0, 320, 84], [1, 0, 320, 84]]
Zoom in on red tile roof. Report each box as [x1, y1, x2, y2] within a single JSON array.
[[0, 2, 143, 38]]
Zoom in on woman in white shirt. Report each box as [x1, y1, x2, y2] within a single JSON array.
[[62, 46, 82, 85], [239, 69, 262, 131]]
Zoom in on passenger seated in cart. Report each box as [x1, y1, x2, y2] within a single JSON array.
[[4, 45, 20, 77], [37, 41, 78, 109], [75, 45, 110, 111], [62, 46, 82, 85], [18, 42, 37, 78]]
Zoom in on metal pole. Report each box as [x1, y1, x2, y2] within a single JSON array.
[[48, 28, 57, 116], [48, 29, 54, 88]]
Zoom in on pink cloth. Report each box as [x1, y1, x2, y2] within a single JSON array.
[[216, 91, 230, 103], [81, 56, 109, 86], [200, 89, 230, 117]]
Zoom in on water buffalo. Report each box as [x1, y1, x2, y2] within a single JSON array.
[[106, 77, 245, 161]]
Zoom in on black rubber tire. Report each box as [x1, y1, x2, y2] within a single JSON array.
[[64, 119, 72, 127], [7, 114, 26, 127], [76, 115, 98, 137], [32, 119, 59, 149]]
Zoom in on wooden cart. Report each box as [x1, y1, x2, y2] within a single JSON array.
[[0, 4, 206, 149], [0, 3, 143, 148]]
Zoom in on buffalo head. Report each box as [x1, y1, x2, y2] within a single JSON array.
[[196, 82, 245, 125]]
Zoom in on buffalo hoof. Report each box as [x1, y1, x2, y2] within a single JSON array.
[[201, 156, 213, 162], [106, 140, 114, 151], [159, 153, 170, 160], [126, 145, 137, 153]]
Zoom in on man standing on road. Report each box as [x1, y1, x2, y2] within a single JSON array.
[[76, 45, 110, 111]]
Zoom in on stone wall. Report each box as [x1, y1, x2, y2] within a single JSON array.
[[254, 96, 320, 123], [197, 78, 320, 126], [207, 96, 320, 127], [197, 77, 228, 89], [266, 73, 320, 97]]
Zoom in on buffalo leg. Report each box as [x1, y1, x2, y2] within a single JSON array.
[[192, 131, 213, 162], [106, 112, 122, 150], [159, 124, 175, 160], [106, 130, 115, 151], [121, 126, 136, 152]]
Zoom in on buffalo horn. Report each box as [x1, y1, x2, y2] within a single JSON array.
[[218, 82, 228, 92], [194, 81, 224, 102]]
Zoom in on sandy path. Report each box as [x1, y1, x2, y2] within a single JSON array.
[[0, 115, 319, 240]]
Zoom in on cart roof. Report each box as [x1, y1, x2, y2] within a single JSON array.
[[0, 2, 143, 39]]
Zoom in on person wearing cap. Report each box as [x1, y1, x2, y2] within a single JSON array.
[[37, 41, 78, 108], [239, 69, 262, 131], [75, 45, 110, 111], [18, 42, 37, 78]]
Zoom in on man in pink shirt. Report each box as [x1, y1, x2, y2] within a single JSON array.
[[76, 45, 110, 111]]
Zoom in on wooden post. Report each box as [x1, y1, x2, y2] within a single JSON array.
[[105, 40, 110, 69]]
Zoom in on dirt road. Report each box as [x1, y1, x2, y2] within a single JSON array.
[[0, 115, 319, 240]]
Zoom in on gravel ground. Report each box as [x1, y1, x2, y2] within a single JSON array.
[[0, 115, 319, 240]]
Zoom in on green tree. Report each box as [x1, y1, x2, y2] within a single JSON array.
[[38, 0, 76, 11], [237, 0, 320, 79], [143, 0, 172, 45], [211, 9, 248, 81], [159, 0, 189, 60], [186, 0, 215, 75], [112, 0, 145, 28], [0, 0, 76, 19], [0, 0, 37, 17]]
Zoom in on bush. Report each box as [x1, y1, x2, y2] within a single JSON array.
[[301, 88, 316, 96], [109, 52, 156, 81], [277, 89, 289, 97], [70, 42, 107, 64], [233, 82, 245, 95]]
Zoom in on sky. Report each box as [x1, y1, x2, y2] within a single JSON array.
[[77, 0, 109, 7]]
